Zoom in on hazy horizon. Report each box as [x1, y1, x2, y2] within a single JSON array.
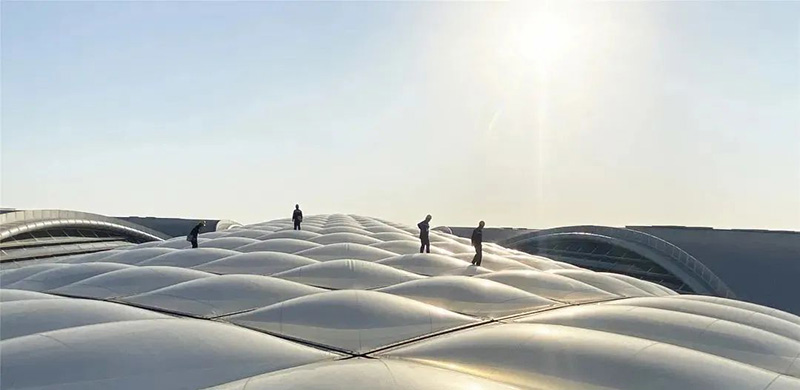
[[3, 1, 799, 230]]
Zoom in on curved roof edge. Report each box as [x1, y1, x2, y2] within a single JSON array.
[[500, 225, 736, 298], [432, 226, 454, 235], [216, 219, 244, 231], [0, 209, 170, 242]]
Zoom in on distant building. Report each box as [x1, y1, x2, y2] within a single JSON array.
[[118, 216, 241, 238], [0, 209, 168, 264], [445, 224, 800, 315], [0, 209, 240, 266]]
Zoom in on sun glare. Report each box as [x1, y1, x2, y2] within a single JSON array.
[[511, 11, 581, 69]]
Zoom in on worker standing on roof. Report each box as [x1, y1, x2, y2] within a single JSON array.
[[292, 204, 303, 230], [186, 220, 206, 249], [471, 221, 485, 266], [418, 214, 432, 253]]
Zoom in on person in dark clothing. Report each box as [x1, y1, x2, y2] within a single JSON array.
[[471, 221, 485, 266], [418, 214, 432, 253], [292, 204, 303, 230], [186, 220, 206, 249]]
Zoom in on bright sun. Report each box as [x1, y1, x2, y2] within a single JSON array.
[[512, 11, 579, 68]]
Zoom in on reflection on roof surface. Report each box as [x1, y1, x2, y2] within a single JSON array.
[[1, 214, 798, 390]]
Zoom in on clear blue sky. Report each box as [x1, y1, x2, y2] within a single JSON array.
[[2, 1, 798, 230]]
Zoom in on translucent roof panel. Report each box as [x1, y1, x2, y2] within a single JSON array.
[[500, 254, 574, 270], [0, 289, 64, 302], [378, 276, 557, 317], [371, 240, 454, 256], [155, 237, 210, 249], [217, 229, 273, 239], [122, 275, 324, 318], [135, 248, 239, 268], [208, 359, 518, 390], [310, 232, 383, 246], [0, 299, 170, 340], [368, 232, 417, 241], [429, 240, 476, 254], [193, 252, 319, 275], [4, 214, 798, 390], [517, 304, 800, 377], [294, 243, 398, 262], [236, 238, 322, 254], [89, 248, 179, 265], [199, 237, 260, 250], [256, 230, 322, 240], [5, 262, 133, 292], [602, 297, 800, 342], [677, 295, 800, 326], [225, 290, 477, 353], [385, 323, 799, 389], [365, 227, 414, 235], [195, 231, 229, 240], [0, 319, 337, 390], [50, 266, 214, 299], [548, 269, 653, 297], [57, 250, 126, 263], [1, 263, 67, 285], [319, 226, 373, 235], [273, 259, 424, 289], [603, 273, 677, 296], [476, 270, 617, 302], [451, 253, 534, 271], [376, 254, 492, 276]]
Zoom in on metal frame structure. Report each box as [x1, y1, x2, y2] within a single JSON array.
[[501, 225, 736, 298], [1, 209, 168, 263]]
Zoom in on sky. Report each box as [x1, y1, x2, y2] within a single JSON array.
[[2, 1, 798, 230]]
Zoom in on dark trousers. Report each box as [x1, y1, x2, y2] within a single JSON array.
[[190, 237, 198, 249], [293, 220, 301, 230], [472, 243, 482, 266], [420, 236, 430, 253]]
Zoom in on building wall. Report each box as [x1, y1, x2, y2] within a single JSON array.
[[118, 217, 222, 238], [446, 225, 800, 315], [446, 227, 538, 243], [628, 226, 800, 315]]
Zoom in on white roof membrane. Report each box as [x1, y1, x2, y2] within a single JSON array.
[[207, 358, 519, 390], [50, 266, 214, 299], [0, 289, 64, 302], [193, 252, 319, 275], [0, 299, 170, 340], [136, 248, 240, 268], [476, 270, 618, 302], [6, 262, 133, 292], [385, 323, 800, 390], [294, 243, 398, 262], [273, 259, 424, 290], [378, 276, 557, 317], [3, 214, 798, 390], [122, 275, 324, 318], [225, 290, 477, 353], [0, 319, 337, 390], [517, 304, 800, 377], [236, 238, 322, 254], [376, 254, 492, 276]]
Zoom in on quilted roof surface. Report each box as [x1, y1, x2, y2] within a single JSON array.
[[1, 214, 798, 390]]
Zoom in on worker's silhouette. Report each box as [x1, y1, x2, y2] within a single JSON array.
[[471, 220, 485, 266], [418, 215, 432, 253], [292, 204, 303, 230], [187, 220, 206, 249]]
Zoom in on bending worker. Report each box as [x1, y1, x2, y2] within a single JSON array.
[[186, 220, 206, 249]]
